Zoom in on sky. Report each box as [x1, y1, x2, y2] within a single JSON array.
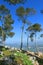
[[0, 0, 43, 45]]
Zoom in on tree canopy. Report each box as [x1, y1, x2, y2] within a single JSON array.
[[0, 5, 10, 15], [0, 5, 14, 42], [4, 0, 26, 5], [27, 23, 41, 32], [16, 6, 36, 24]]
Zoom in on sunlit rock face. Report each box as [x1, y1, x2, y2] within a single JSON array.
[[38, 52, 43, 57]]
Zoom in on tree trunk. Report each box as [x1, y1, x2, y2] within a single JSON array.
[[2, 18, 5, 46], [20, 24, 24, 50], [2, 30, 5, 46], [35, 33, 38, 52], [27, 35, 29, 50], [20, 28, 24, 50]]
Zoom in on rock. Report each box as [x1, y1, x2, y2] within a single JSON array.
[[18, 49, 21, 52], [5, 46, 8, 48], [38, 52, 43, 57], [14, 48, 17, 50], [17, 51, 19, 52], [0, 51, 3, 56], [3, 57, 8, 60], [1, 52, 3, 56], [31, 52, 35, 55], [27, 51, 34, 55], [11, 47, 14, 50], [20, 64, 22, 65], [33, 57, 36, 60], [14, 53, 17, 56], [29, 57, 33, 60], [34, 61, 39, 65], [32, 60, 35, 64]]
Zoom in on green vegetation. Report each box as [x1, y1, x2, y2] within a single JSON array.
[[0, 55, 3, 58], [3, 50, 11, 56], [4, 0, 26, 5], [14, 51, 33, 65], [0, 47, 33, 65], [0, 5, 14, 44]]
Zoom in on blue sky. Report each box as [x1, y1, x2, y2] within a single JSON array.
[[0, 0, 43, 45]]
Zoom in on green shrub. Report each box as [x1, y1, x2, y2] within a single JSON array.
[[14, 51, 33, 65]]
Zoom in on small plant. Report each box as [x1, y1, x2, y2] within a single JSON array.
[[0, 55, 3, 58], [14, 51, 33, 65]]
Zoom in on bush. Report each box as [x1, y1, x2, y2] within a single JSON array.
[[14, 51, 33, 65]]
